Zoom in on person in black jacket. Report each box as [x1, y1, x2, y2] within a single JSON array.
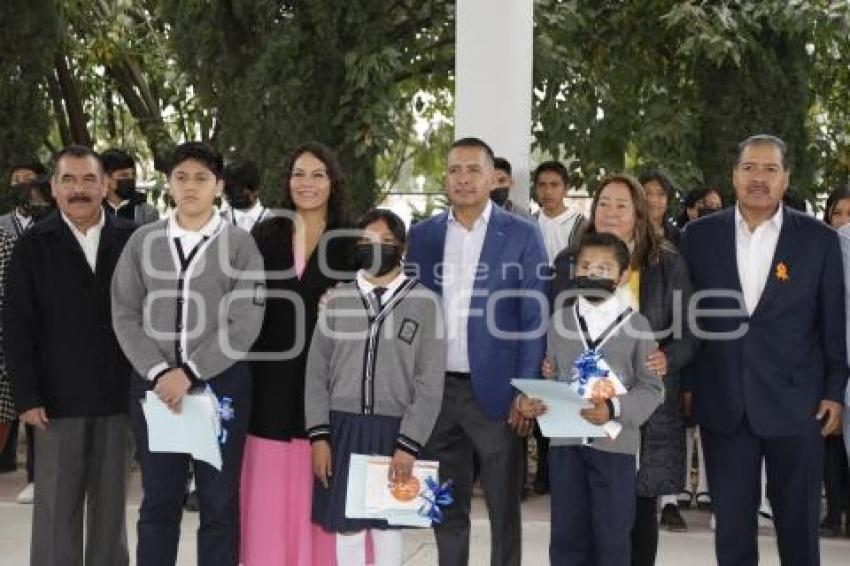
[[240, 142, 356, 565], [4, 145, 136, 566], [552, 173, 699, 566]]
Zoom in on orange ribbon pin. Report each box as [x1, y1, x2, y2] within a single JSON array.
[[775, 262, 789, 282]]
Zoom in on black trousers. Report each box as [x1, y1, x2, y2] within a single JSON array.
[[823, 434, 849, 526], [129, 363, 251, 566], [702, 418, 823, 566], [631, 496, 658, 566], [549, 445, 636, 566], [425, 375, 523, 566]]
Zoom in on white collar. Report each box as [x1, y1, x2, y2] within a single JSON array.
[[356, 269, 407, 302], [60, 209, 105, 238], [448, 200, 492, 228], [108, 199, 129, 211], [14, 208, 31, 227], [168, 208, 223, 238], [735, 203, 783, 235], [576, 289, 631, 321], [539, 207, 573, 224]]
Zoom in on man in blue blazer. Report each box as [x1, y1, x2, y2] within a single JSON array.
[[407, 137, 549, 566], [681, 134, 847, 566]]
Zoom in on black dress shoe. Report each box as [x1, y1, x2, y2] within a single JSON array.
[[695, 491, 712, 511], [660, 503, 688, 532]]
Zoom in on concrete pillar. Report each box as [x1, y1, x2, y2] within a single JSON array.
[[455, 0, 534, 207]]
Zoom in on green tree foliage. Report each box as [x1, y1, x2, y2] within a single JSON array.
[[155, 0, 454, 213]]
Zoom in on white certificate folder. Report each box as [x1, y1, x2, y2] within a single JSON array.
[[345, 454, 440, 527], [511, 378, 607, 438], [141, 390, 223, 470]]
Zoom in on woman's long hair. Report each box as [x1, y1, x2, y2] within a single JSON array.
[[823, 185, 850, 226], [587, 173, 667, 269], [280, 141, 352, 229]]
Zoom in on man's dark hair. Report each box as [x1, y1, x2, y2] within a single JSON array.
[[223, 159, 261, 193], [167, 142, 224, 178], [53, 145, 104, 176], [638, 169, 675, 200], [450, 137, 495, 164], [577, 232, 631, 275], [8, 159, 46, 182], [735, 134, 788, 170], [281, 141, 351, 229], [533, 160, 570, 187], [356, 208, 407, 246], [100, 149, 136, 174], [493, 157, 512, 176]]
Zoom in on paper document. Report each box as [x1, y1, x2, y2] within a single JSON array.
[[511, 378, 607, 438], [345, 454, 440, 527], [141, 390, 223, 470]]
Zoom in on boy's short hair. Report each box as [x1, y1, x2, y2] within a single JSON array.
[[167, 142, 223, 178], [100, 149, 136, 174], [493, 157, 512, 176], [9, 159, 47, 182], [223, 159, 261, 193], [577, 232, 630, 274], [356, 208, 407, 246]]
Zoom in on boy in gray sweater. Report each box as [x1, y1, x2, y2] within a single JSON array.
[[518, 232, 663, 566], [305, 209, 445, 566]]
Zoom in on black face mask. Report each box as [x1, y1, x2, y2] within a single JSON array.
[[574, 276, 618, 303], [355, 243, 403, 277], [225, 185, 253, 210], [115, 178, 137, 201], [11, 183, 31, 208], [26, 204, 53, 223], [490, 187, 510, 207], [697, 206, 720, 218]]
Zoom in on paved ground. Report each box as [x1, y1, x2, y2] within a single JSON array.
[[1, 468, 848, 564]]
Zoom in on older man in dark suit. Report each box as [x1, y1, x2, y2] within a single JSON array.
[[5, 145, 136, 565], [681, 134, 847, 565]]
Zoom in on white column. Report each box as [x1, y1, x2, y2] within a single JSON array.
[[455, 0, 534, 207]]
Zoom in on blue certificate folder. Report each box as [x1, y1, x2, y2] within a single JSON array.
[[511, 379, 607, 438]]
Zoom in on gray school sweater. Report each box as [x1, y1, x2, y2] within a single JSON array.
[[547, 303, 664, 455], [304, 279, 446, 456], [111, 218, 265, 382]]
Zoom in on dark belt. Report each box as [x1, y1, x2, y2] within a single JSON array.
[[446, 371, 471, 380]]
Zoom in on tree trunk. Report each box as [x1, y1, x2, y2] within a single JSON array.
[[53, 53, 92, 146]]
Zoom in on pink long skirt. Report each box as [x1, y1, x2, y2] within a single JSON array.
[[240, 435, 338, 566]]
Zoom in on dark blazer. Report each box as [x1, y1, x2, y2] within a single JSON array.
[[4, 211, 135, 418], [553, 242, 699, 496], [407, 204, 550, 420], [680, 206, 847, 437], [248, 217, 356, 441]]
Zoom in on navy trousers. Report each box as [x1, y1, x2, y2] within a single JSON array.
[[702, 417, 823, 566], [129, 362, 251, 566], [549, 444, 636, 566]]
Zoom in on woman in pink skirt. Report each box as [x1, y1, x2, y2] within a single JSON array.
[[242, 142, 355, 565]]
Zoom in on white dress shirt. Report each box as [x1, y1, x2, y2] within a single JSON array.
[[735, 204, 783, 315], [442, 201, 492, 372], [576, 291, 633, 346], [226, 200, 269, 232], [356, 269, 407, 306], [538, 208, 581, 264], [61, 210, 105, 272]]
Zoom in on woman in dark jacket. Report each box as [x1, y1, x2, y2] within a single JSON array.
[[241, 142, 356, 566], [552, 173, 699, 566]]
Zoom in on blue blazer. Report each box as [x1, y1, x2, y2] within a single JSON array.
[[680, 206, 848, 437], [407, 205, 550, 420]]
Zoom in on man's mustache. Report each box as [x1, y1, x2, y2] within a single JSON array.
[[68, 195, 93, 203]]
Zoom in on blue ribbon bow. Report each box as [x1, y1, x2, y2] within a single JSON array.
[[211, 390, 235, 445], [572, 350, 607, 396], [418, 477, 454, 524]]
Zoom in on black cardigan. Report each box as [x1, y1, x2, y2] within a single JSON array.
[[248, 217, 356, 441], [4, 211, 136, 417]]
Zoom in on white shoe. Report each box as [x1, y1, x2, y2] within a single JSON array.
[[16, 483, 34, 504]]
